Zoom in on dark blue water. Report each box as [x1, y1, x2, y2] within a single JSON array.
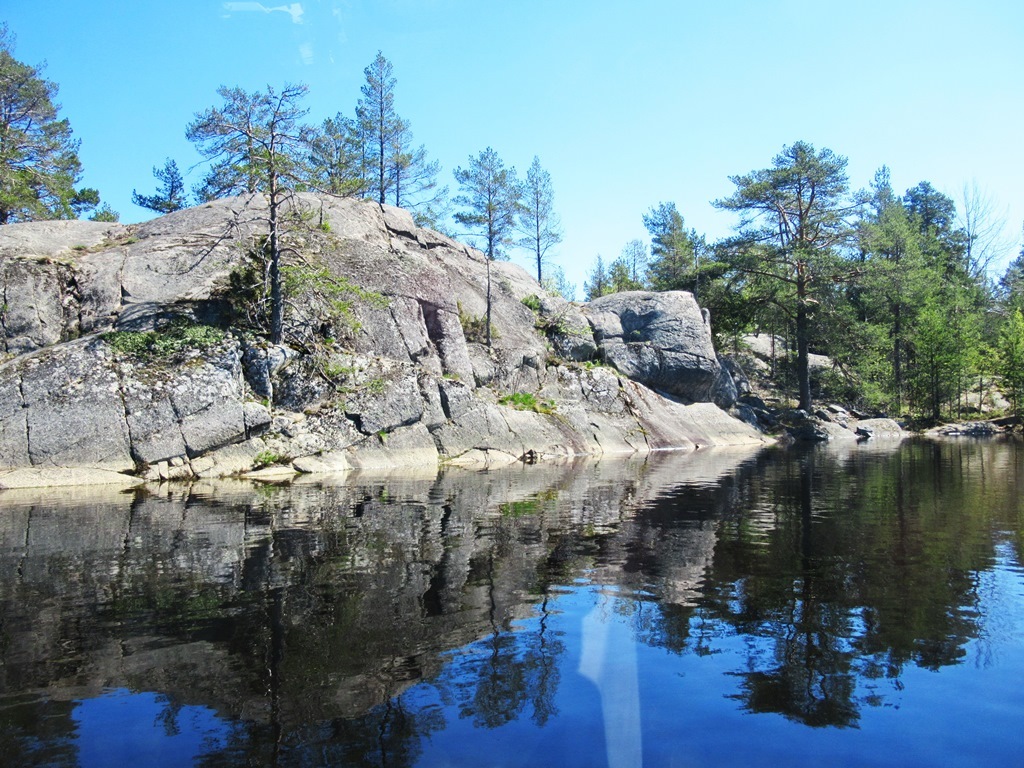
[[1, 439, 1023, 766]]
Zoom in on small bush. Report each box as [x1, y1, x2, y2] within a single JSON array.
[[458, 302, 493, 344], [254, 450, 288, 467], [323, 361, 355, 379], [104, 320, 225, 359], [521, 294, 542, 313]]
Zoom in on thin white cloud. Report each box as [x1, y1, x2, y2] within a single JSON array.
[[299, 42, 314, 65], [223, 2, 304, 24]]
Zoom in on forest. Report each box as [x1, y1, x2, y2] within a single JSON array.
[[2, 24, 1022, 425]]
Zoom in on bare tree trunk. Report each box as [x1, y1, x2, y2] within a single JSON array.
[[269, 184, 283, 344], [486, 257, 493, 347], [797, 284, 812, 412], [893, 304, 903, 414]]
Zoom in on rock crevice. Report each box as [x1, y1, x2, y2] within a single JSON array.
[[0, 195, 766, 487]]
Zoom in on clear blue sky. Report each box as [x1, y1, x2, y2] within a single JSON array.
[[5, 1, 1022, 297]]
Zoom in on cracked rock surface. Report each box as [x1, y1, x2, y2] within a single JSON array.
[[0, 195, 765, 487]]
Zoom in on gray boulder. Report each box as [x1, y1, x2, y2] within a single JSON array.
[[712, 357, 738, 409], [584, 291, 721, 402]]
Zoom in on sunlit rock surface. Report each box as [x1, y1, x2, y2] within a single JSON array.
[[0, 195, 766, 486]]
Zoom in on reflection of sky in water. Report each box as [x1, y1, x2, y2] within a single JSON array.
[[3, 443, 1024, 766], [72, 690, 235, 768], [397, 571, 1024, 768]]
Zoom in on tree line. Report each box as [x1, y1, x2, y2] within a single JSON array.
[[0, 31, 566, 345], [584, 141, 1023, 421], [4, 23, 1023, 422]]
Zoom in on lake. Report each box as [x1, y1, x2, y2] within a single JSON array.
[[1, 438, 1023, 767]]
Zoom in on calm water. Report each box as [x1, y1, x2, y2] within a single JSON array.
[[1, 439, 1023, 767]]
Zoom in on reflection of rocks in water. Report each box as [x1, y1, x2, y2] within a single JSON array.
[[0, 447, 762, 733], [1, 438, 1009, 745]]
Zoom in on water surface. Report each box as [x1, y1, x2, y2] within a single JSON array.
[[1, 440, 1023, 766]]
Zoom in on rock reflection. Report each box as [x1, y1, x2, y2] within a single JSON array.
[[1, 440, 1022, 763]]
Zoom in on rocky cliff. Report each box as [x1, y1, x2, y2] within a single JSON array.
[[0, 194, 765, 487]]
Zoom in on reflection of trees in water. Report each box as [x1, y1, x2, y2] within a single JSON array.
[[2, 442, 1021, 759], [430, 503, 566, 731], [652, 442, 1016, 728], [723, 452, 860, 727], [438, 590, 564, 731]]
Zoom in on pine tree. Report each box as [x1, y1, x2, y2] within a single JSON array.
[[584, 255, 610, 300], [132, 159, 188, 213], [714, 141, 861, 411], [356, 51, 401, 206], [0, 25, 97, 223], [453, 147, 521, 346], [187, 83, 310, 343], [517, 156, 562, 284], [306, 113, 365, 197]]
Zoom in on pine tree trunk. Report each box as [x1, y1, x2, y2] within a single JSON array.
[[797, 288, 812, 412], [486, 257, 492, 347], [269, 185, 283, 345]]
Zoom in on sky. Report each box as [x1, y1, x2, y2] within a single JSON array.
[[5, 0, 1023, 297]]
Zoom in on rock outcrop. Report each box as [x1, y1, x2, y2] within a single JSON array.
[[0, 194, 766, 487], [583, 291, 724, 403]]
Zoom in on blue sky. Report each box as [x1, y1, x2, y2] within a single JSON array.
[[5, 1, 1022, 296]]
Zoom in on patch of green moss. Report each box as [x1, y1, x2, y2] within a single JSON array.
[[104, 320, 226, 359]]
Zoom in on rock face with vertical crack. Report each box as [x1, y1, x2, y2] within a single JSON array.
[[583, 291, 722, 402], [0, 194, 766, 487]]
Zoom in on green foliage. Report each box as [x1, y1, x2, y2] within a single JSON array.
[[714, 141, 860, 411], [187, 83, 310, 201], [643, 202, 706, 293], [0, 25, 91, 224], [541, 265, 576, 301], [458, 302, 493, 344], [521, 294, 542, 313], [608, 257, 644, 293], [454, 147, 521, 261], [306, 113, 366, 197], [132, 158, 189, 213], [516, 156, 562, 284], [104, 320, 225, 359], [354, 52, 447, 217], [905, 289, 982, 422], [323, 361, 355, 378], [282, 263, 387, 330], [188, 83, 311, 344], [999, 309, 1024, 419], [88, 202, 119, 222], [499, 499, 541, 518], [254, 450, 288, 467], [584, 255, 611, 300], [223, 236, 387, 346], [1000, 249, 1024, 316], [498, 392, 556, 414]]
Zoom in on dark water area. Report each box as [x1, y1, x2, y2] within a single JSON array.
[[1, 439, 1023, 767]]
